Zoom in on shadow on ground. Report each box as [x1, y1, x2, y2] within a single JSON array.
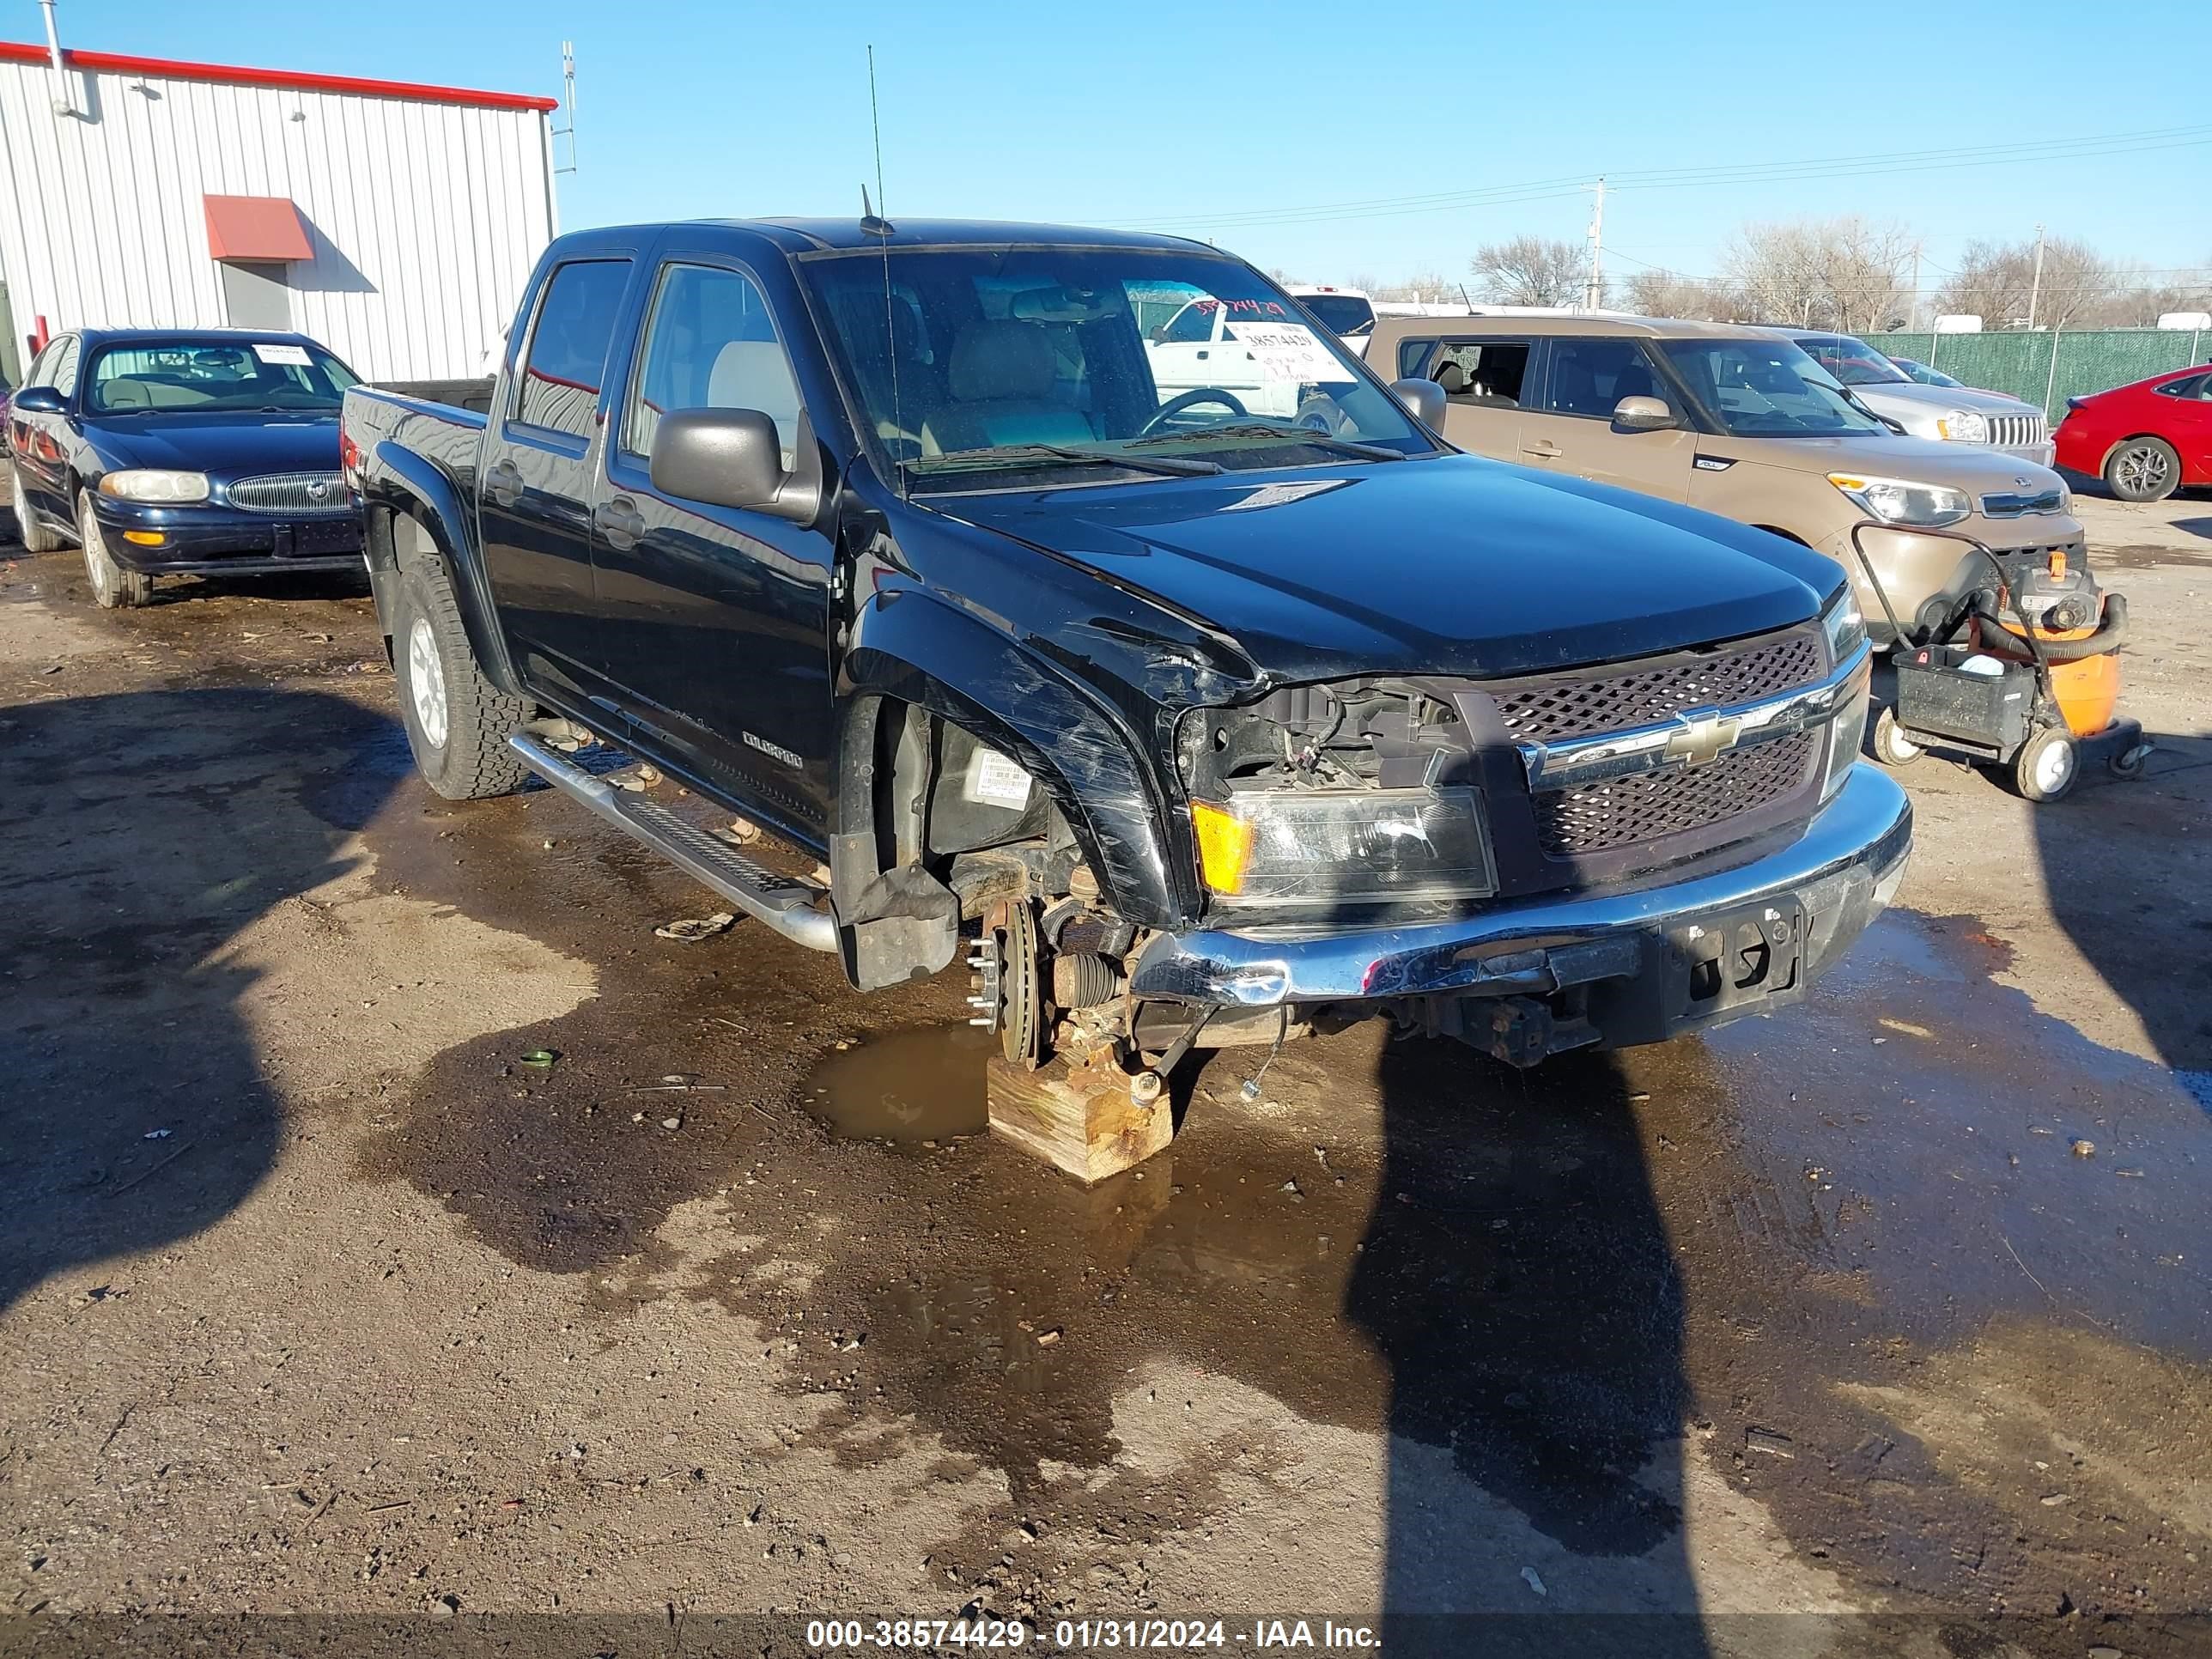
[[1353, 1042, 1707, 1654], [0, 686, 399, 1312]]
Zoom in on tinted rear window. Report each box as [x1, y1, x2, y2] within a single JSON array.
[[516, 259, 631, 439], [1299, 295, 1376, 336]]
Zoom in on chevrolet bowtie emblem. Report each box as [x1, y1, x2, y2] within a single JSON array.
[[1665, 710, 1741, 768]]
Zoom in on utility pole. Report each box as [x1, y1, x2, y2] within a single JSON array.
[[2026, 222, 2046, 331], [1910, 240, 1922, 331], [1583, 176, 1605, 312]]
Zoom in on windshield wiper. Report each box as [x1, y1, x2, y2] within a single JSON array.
[[908, 443, 1223, 479], [1127, 422, 1406, 462]]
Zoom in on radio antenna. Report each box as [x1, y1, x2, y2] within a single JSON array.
[[864, 45, 905, 495]]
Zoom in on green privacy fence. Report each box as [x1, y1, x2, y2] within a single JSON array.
[[1863, 327, 2209, 420]]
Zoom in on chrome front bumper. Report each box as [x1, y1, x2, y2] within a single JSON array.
[[1129, 763, 1912, 1019]]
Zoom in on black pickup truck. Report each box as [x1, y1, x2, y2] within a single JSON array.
[[342, 217, 1910, 1097]]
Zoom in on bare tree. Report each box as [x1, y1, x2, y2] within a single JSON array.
[[1397, 270, 1471, 305], [1625, 269, 1743, 321], [2106, 259, 2212, 326], [1724, 216, 1915, 333], [1470, 236, 1591, 307], [1936, 235, 2119, 329]]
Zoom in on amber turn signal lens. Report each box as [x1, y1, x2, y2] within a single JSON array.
[[122, 530, 166, 546], [1190, 800, 1255, 896]]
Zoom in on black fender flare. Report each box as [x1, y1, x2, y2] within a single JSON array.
[[358, 443, 520, 696], [840, 590, 1193, 932]]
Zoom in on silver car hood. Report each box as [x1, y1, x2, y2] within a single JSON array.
[[1849, 381, 2040, 418]]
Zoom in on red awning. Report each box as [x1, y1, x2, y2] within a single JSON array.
[[204, 195, 313, 262]]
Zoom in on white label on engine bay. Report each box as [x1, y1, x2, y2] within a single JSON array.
[[965, 748, 1033, 811], [1224, 322, 1353, 385], [252, 343, 313, 366]]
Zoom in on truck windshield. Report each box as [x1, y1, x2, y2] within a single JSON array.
[[804, 247, 1430, 486], [1791, 334, 1911, 386], [1658, 338, 1892, 438], [1297, 294, 1376, 337], [87, 340, 358, 416]]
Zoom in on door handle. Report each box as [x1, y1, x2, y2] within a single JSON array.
[[484, 458, 523, 507], [593, 496, 647, 549], [1521, 440, 1562, 459], [1195, 349, 1209, 360]]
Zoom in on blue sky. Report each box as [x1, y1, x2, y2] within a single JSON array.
[[35, 0, 2212, 295]]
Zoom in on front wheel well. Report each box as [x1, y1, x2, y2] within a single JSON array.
[[836, 694, 1089, 914]]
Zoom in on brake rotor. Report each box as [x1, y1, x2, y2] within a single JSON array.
[[968, 898, 1044, 1068]]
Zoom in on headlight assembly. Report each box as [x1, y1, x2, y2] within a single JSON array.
[[1820, 589, 1867, 664], [99, 469, 210, 503], [1935, 410, 1989, 443], [1826, 472, 1971, 528], [1192, 788, 1497, 906]]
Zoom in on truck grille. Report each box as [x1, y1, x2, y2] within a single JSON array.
[[1533, 730, 1819, 859], [228, 472, 349, 515], [1983, 413, 2045, 450], [1492, 624, 1823, 746]]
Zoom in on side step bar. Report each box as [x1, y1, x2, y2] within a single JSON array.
[[509, 732, 838, 953]]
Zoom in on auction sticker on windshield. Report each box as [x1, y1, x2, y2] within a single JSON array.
[[252, 343, 313, 366], [1226, 322, 1353, 385]]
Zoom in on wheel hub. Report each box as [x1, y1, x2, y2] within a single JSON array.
[[2034, 736, 2075, 793], [79, 503, 109, 599], [967, 898, 1043, 1067], [407, 616, 450, 750]]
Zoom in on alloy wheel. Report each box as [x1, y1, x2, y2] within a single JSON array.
[[2116, 443, 2172, 498], [407, 616, 450, 750]]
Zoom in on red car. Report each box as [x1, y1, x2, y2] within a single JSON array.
[[2053, 363, 2212, 501]]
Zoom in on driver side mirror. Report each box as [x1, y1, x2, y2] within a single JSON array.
[[1611, 394, 1677, 433], [11, 385, 65, 415], [649, 406, 823, 526], [1390, 378, 1447, 429]]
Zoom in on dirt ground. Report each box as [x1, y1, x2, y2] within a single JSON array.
[[3, 489, 2209, 1658]]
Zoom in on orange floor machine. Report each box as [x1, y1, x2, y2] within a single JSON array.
[[1855, 526, 2146, 803]]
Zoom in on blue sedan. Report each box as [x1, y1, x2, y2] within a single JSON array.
[[7, 328, 362, 607]]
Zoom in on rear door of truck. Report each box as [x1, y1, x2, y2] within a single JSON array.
[[587, 231, 839, 839], [476, 238, 647, 708]]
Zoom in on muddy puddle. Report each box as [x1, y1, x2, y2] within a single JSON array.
[[802, 1022, 994, 1141]]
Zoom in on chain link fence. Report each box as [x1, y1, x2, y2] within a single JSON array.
[[1863, 327, 2209, 420]]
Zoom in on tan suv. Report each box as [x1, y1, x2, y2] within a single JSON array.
[[1371, 314, 2087, 641]]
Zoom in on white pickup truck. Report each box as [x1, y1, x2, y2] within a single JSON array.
[[1143, 293, 1365, 422]]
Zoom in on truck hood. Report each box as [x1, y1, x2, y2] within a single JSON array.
[[938, 454, 1840, 683], [1850, 381, 2041, 419], [83, 410, 340, 480]]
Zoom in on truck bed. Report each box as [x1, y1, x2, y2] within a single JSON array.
[[365, 378, 496, 416]]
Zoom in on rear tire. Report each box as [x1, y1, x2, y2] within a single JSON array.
[[2013, 726, 2078, 803], [78, 492, 153, 608], [2103, 436, 2180, 503], [11, 466, 63, 553], [392, 555, 529, 800]]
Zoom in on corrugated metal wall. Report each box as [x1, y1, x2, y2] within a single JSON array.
[[1864, 328, 2211, 420], [0, 58, 554, 380]]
